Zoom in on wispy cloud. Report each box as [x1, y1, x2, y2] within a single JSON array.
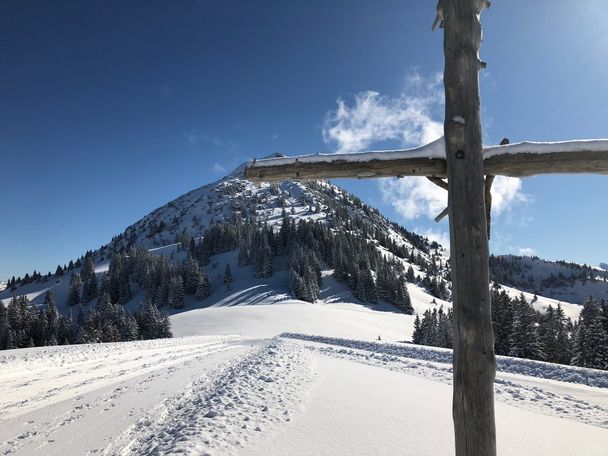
[[380, 175, 528, 222], [322, 71, 529, 223], [491, 176, 529, 215], [213, 163, 227, 174], [187, 129, 223, 147], [158, 84, 172, 97], [380, 177, 446, 220], [417, 227, 451, 250], [322, 72, 444, 153]]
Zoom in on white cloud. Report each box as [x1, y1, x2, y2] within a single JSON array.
[[417, 227, 450, 250], [322, 71, 529, 222], [322, 72, 444, 153], [380, 177, 446, 220], [213, 163, 227, 174], [380, 175, 528, 221], [187, 129, 223, 146], [491, 176, 528, 215]]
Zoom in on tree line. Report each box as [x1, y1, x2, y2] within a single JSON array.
[[413, 286, 608, 371], [1, 186, 453, 350], [0, 290, 171, 350]]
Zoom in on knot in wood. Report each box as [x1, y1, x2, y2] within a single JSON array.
[[455, 150, 465, 159]]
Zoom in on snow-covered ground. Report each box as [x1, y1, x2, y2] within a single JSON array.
[[1, 296, 607, 456], [3, 158, 607, 455]]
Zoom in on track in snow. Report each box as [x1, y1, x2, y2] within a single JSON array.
[[1, 334, 607, 455], [102, 339, 315, 456], [0, 336, 251, 456]]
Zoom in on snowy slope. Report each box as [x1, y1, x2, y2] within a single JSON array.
[[1, 162, 607, 454], [105, 163, 434, 258], [2, 161, 596, 326], [490, 254, 608, 304], [1, 162, 447, 315], [1, 325, 607, 456]]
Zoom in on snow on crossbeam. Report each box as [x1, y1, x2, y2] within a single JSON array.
[[244, 137, 608, 182], [485, 139, 608, 177]]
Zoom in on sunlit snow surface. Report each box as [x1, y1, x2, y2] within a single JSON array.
[[1, 297, 607, 456], [2, 168, 607, 455]]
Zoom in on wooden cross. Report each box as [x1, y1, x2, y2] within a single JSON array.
[[243, 2, 608, 455]]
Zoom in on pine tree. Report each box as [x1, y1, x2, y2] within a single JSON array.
[[394, 280, 413, 314], [67, 273, 82, 306], [509, 295, 543, 360], [81, 255, 96, 284], [554, 303, 573, 365], [82, 272, 98, 303], [117, 267, 131, 305], [354, 271, 367, 302], [183, 254, 201, 294], [167, 275, 185, 309], [436, 307, 453, 348], [195, 268, 212, 300], [361, 268, 378, 304], [538, 304, 560, 362], [0, 304, 8, 350], [76, 303, 85, 330], [58, 310, 73, 344], [288, 267, 307, 301], [412, 315, 423, 344], [491, 288, 514, 356], [573, 295, 608, 369], [259, 241, 273, 278], [44, 290, 59, 344], [223, 264, 233, 291], [406, 265, 416, 282], [99, 273, 110, 298], [136, 301, 172, 339]]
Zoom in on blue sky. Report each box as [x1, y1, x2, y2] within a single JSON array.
[[1, 0, 607, 280]]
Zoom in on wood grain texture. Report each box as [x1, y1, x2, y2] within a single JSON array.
[[244, 149, 608, 182], [244, 157, 447, 182], [484, 150, 608, 177], [443, 1, 496, 455]]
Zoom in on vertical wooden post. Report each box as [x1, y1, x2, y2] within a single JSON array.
[[443, 1, 497, 455]]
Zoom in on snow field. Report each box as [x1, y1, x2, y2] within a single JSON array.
[[0, 328, 607, 455], [282, 333, 608, 428], [0, 336, 240, 421], [247, 354, 608, 456], [0, 336, 251, 455], [102, 339, 315, 456]]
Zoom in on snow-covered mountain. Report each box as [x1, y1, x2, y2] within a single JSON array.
[[2, 159, 604, 324], [490, 254, 608, 304], [106, 159, 439, 261], [2, 162, 608, 456], [1, 159, 453, 319]]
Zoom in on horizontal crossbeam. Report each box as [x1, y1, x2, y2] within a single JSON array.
[[244, 138, 608, 182]]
